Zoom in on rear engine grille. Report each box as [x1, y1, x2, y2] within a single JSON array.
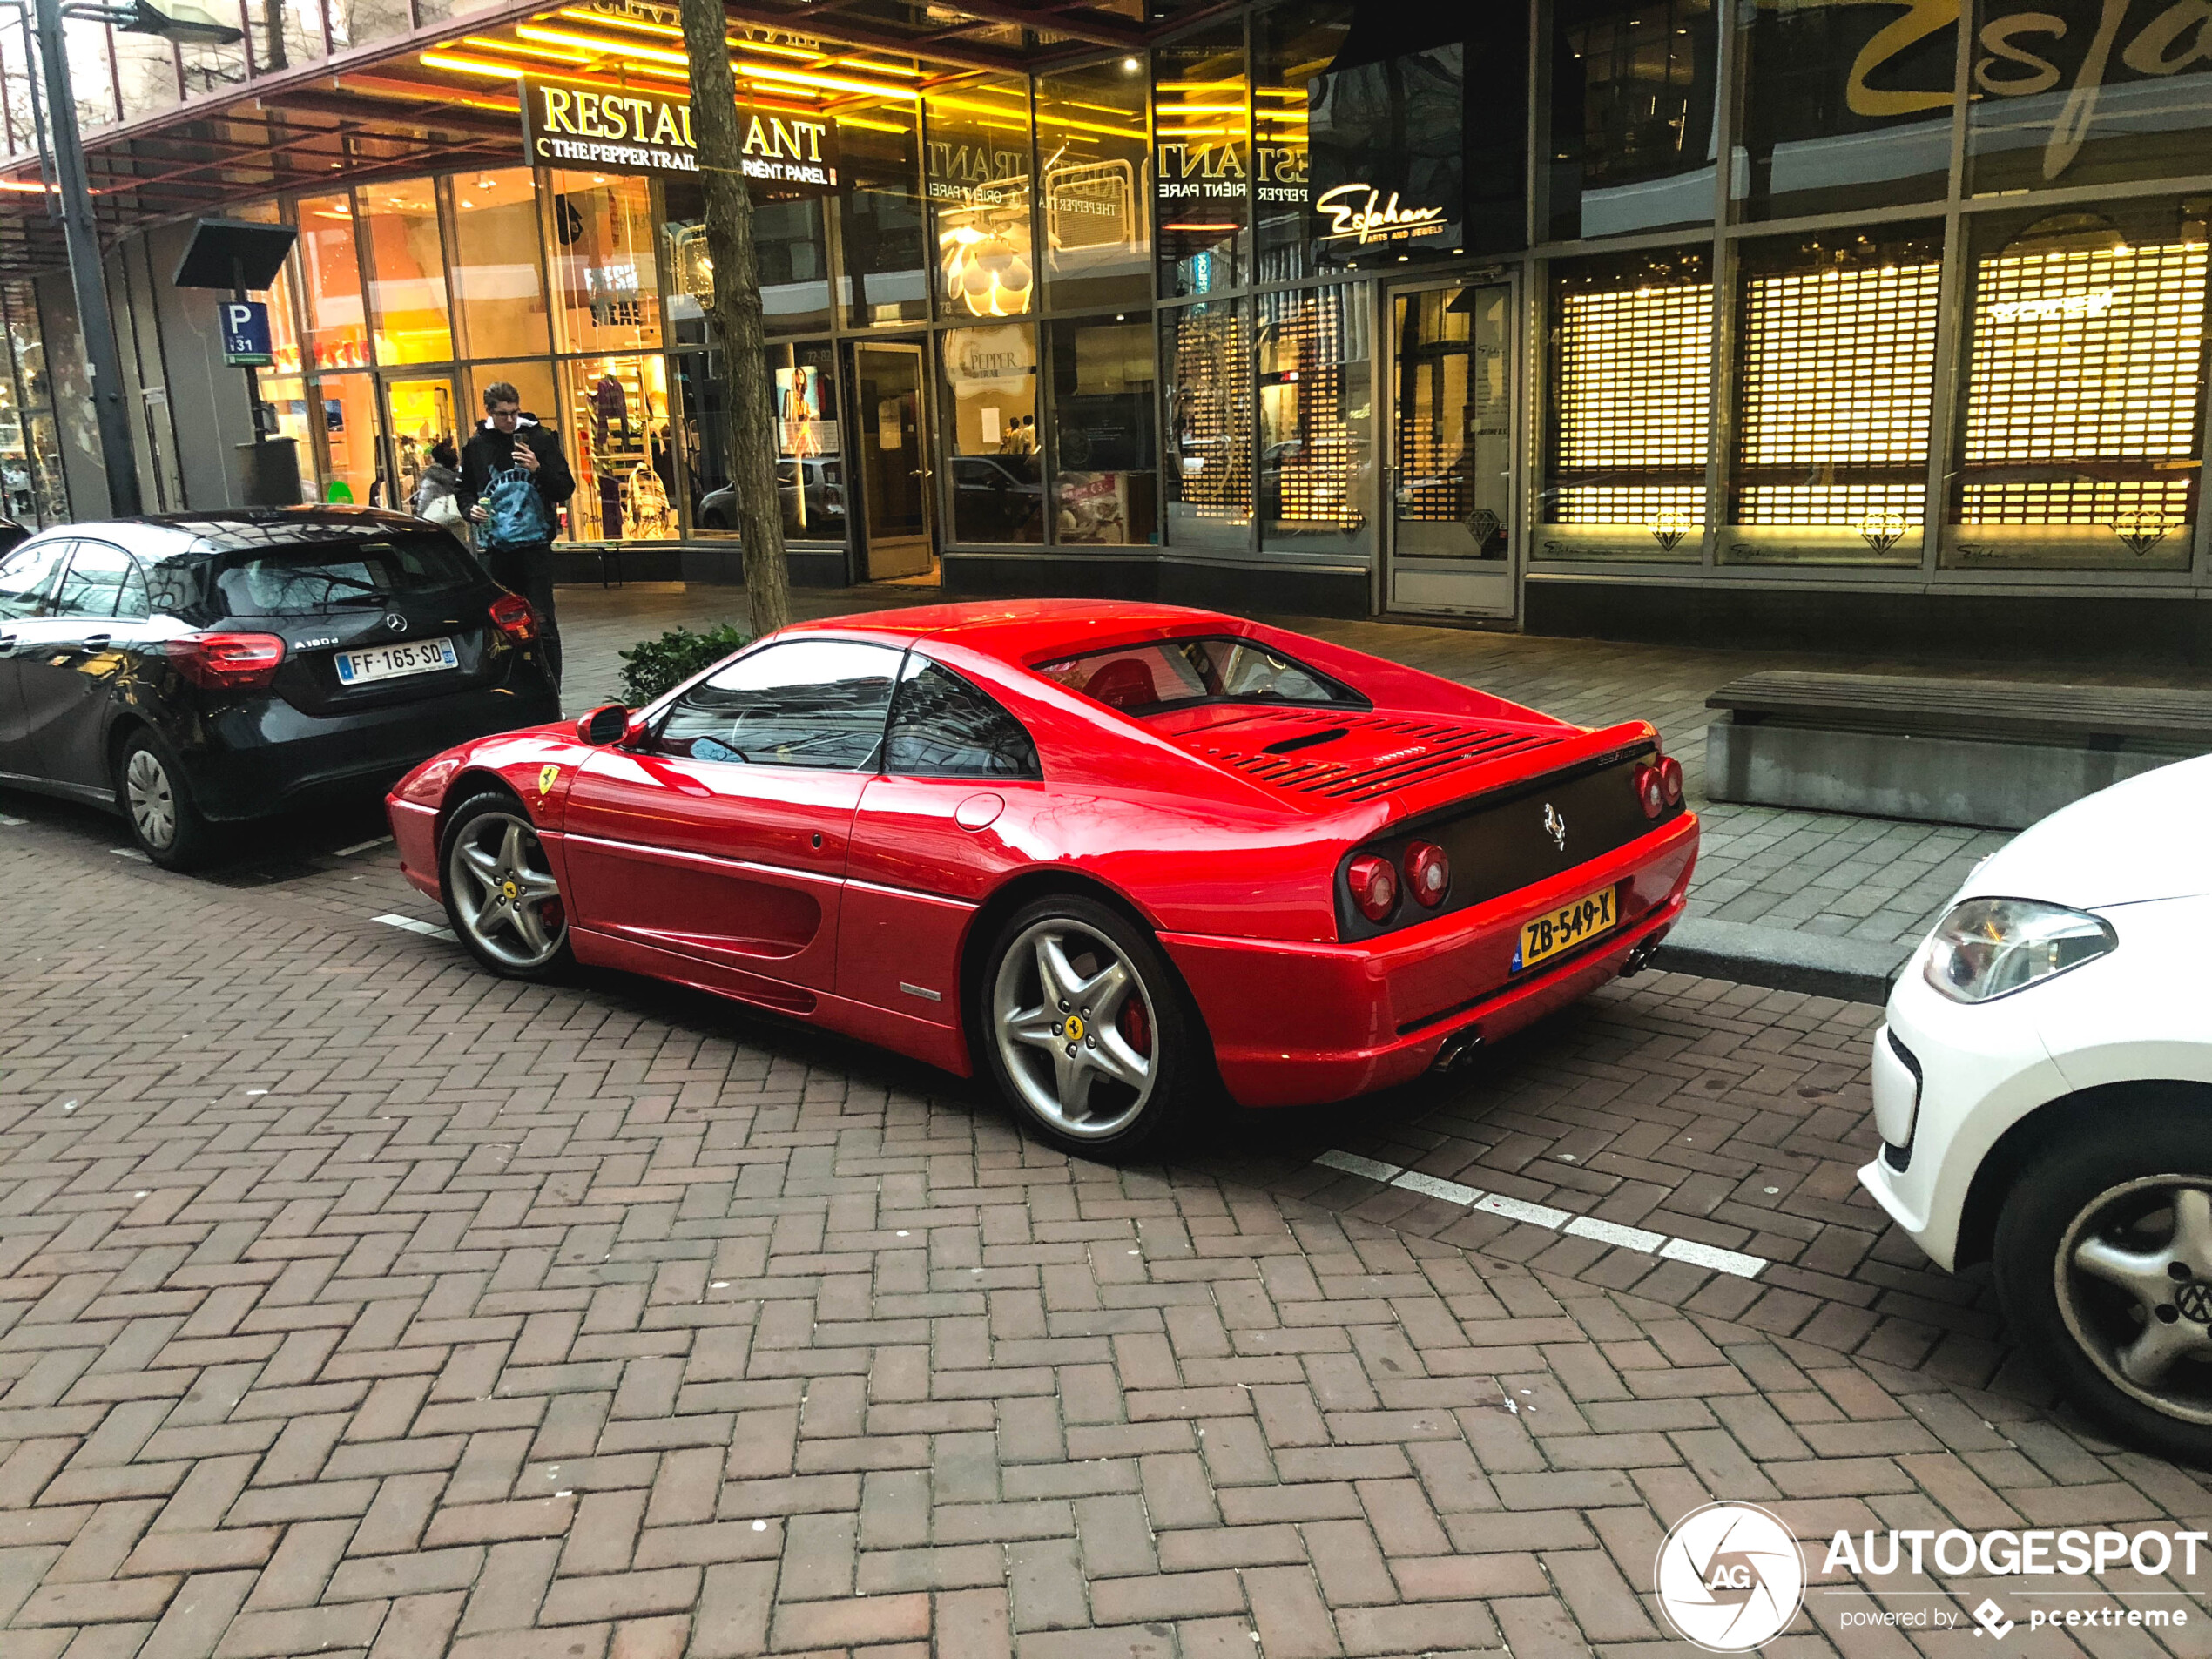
[[1190, 711, 1567, 801]]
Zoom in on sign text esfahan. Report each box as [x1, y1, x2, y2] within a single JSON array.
[[520, 76, 840, 193]]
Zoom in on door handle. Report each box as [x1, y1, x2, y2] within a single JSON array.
[[82, 632, 110, 651]]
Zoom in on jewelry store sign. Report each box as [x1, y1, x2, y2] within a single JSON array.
[[520, 75, 839, 193], [1313, 183, 1450, 248]]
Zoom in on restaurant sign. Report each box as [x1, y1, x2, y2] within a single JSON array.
[[520, 75, 840, 193]]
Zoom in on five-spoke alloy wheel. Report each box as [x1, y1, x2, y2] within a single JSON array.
[[1996, 1105, 2212, 1462], [980, 894, 1200, 1159], [441, 791, 572, 978]]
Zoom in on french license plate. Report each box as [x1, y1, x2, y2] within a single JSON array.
[[335, 637, 457, 685], [1512, 886, 1618, 973]]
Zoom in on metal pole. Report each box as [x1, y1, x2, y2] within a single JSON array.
[[33, 0, 138, 515]]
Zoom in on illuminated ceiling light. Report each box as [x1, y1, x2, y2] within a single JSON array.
[[743, 61, 916, 98], [462, 35, 587, 60], [835, 114, 908, 132], [517, 21, 687, 62], [1121, 56, 1138, 71], [421, 50, 524, 77]]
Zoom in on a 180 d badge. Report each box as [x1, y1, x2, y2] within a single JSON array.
[[1653, 1501, 1805, 1652]]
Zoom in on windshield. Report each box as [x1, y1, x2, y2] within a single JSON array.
[[212, 535, 479, 617], [1034, 636, 1366, 715]]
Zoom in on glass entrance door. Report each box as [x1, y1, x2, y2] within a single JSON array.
[[851, 341, 934, 582], [383, 374, 458, 518], [1384, 282, 1517, 618]]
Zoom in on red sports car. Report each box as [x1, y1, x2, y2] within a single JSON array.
[[386, 602, 1697, 1157]]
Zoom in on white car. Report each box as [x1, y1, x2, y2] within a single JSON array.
[[1862, 755, 2212, 1455]]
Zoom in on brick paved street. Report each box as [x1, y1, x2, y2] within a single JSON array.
[[4, 768, 2212, 1656]]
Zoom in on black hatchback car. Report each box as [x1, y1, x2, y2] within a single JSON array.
[[0, 507, 559, 868]]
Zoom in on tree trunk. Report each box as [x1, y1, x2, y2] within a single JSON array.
[[676, 0, 792, 637]]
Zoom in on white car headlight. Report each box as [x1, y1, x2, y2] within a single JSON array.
[[1923, 897, 2117, 1003]]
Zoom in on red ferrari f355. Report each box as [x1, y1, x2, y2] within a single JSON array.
[[387, 602, 1697, 1157]]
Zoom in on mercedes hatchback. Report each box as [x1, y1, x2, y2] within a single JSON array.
[[0, 507, 559, 868]]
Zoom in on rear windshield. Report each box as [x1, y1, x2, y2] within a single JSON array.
[[212, 535, 478, 617], [1034, 635, 1366, 715]]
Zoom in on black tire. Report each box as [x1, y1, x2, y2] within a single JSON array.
[[438, 789, 575, 981], [116, 728, 213, 872], [974, 893, 1208, 1161], [1994, 1102, 2212, 1463]]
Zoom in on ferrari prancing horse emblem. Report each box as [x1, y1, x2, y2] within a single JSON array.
[[538, 765, 559, 795], [1543, 802, 1567, 852]]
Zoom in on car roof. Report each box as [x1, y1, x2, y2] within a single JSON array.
[[786, 599, 1244, 664], [29, 505, 425, 558]]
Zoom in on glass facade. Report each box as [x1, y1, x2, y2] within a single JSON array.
[[12, 0, 2212, 605]]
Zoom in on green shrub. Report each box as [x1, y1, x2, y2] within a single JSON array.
[[617, 622, 751, 705]]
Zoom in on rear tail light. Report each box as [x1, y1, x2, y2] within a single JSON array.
[[1657, 754, 1683, 806], [1347, 853, 1399, 922], [1634, 763, 1666, 819], [164, 631, 285, 690], [489, 593, 536, 642], [1404, 841, 1449, 907]]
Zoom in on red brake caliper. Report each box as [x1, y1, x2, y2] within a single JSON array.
[[1118, 997, 1150, 1056]]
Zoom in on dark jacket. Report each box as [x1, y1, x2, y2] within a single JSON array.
[[458, 414, 576, 550]]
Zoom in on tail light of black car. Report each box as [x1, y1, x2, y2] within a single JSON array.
[[164, 631, 286, 690], [489, 593, 536, 643]]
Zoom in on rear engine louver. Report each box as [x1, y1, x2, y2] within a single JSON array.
[[1188, 710, 1567, 801]]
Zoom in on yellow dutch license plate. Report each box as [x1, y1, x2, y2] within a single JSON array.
[[1513, 886, 1618, 973]]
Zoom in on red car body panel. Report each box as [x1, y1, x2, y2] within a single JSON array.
[[388, 600, 1700, 1109]]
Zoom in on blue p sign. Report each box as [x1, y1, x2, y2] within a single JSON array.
[[220, 300, 272, 367]]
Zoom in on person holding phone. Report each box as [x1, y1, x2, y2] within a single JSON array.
[[460, 381, 577, 686]]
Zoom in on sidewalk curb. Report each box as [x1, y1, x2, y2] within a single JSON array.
[[1652, 916, 1908, 1006]]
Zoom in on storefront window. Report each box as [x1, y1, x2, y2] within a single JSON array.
[[663, 176, 830, 342], [1046, 316, 1156, 546], [771, 341, 842, 543], [1540, 248, 1710, 560], [563, 354, 675, 542], [359, 179, 451, 366], [1156, 23, 1251, 297], [1547, 0, 1717, 241], [450, 168, 550, 361], [260, 374, 314, 492], [113, 30, 180, 121], [1254, 7, 1350, 284], [314, 373, 381, 505], [295, 193, 367, 371], [24, 412, 63, 524], [234, 202, 304, 376], [838, 103, 929, 327], [1946, 205, 2207, 571], [248, 0, 323, 70], [549, 172, 660, 355], [1258, 284, 1370, 554], [1309, 26, 1480, 272], [1163, 299, 1253, 548], [1037, 60, 1150, 313], [1725, 229, 1940, 564], [1391, 284, 1513, 562], [941, 323, 1042, 544], [1968, 0, 2212, 196], [387, 375, 459, 517], [927, 78, 1035, 321], [1737, 0, 1954, 222]]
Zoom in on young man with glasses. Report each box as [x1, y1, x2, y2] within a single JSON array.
[[460, 382, 577, 686]]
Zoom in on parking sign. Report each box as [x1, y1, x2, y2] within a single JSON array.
[[219, 300, 271, 367]]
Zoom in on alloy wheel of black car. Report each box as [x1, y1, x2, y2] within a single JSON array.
[[117, 731, 212, 871], [440, 791, 574, 979]]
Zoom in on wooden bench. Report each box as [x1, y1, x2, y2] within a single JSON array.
[[1704, 671, 2212, 829]]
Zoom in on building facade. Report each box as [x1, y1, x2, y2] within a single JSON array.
[[3, 0, 2210, 651]]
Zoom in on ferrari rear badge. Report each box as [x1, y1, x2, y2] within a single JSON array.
[[1543, 802, 1567, 852]]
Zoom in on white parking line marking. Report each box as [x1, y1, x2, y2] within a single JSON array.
[[1393, 1170, 1486, 1207], [335, 836, 392, 857], [1313, 1148, 1767, 1279], [111, 847, 150, 863], [1313, 1149, 1406, 1183], [374, 913, 456, 943], [0, 814, 24, 826]]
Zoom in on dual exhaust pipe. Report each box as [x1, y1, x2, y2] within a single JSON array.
[[1429, 926, 1672, 1075]]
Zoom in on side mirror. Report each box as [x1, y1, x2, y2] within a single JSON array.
[[578, 704, 631, 745]]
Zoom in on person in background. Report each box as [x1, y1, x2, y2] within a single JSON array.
[[411, 439, 466, 536], [459, 382, 575, 686]]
